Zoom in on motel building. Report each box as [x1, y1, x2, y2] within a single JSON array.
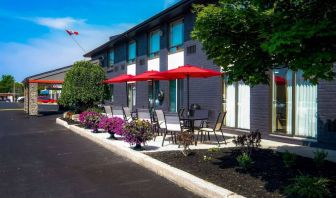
[[24, 0, 336, 149]]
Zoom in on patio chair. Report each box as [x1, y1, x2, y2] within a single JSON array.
[[197, 112, 227, 146], [193, 109, 209, 130], [137, 109, 152, 123], [162, 113, 188, 146], [104, 105, 113, 118], [122, 107, 133, 122], [112, 107, 124, 119], [154, 109, 166, 139]]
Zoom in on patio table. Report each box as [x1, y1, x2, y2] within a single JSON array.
[[180, 116, 208, 146]]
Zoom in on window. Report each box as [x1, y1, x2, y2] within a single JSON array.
[[149, 30, 160, 59], [272, 69, 317, 138], [108, 49, 114, 67], [169, 20, 184, 53], [222, 79, 250, 129], [128, 41, 136, 64]]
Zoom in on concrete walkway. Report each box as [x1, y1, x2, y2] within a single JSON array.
[[0, 110, 198, 198]]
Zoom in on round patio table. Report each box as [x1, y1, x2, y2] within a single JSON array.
[[180, 116, 208, 146]]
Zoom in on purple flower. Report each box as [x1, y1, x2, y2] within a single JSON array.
[[98, 117, 125, 135], [79, 111, 103, 132], [123, 120, 153, 146]]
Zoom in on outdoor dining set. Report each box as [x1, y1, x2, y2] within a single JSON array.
[[103, 105, 227, 147], [103, 64, 227, 147]]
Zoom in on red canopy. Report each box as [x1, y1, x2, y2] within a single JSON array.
[[152, 64, 222, 79], [104, 74, 134, 84], [132, 70, 170, 81], [28, 79, 64, 84]]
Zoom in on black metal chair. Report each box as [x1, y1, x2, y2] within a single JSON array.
[[197, 112, 227, 146]]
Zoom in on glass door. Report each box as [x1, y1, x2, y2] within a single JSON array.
[[128, 83, 136, 111], [169, 79, 183, 112], [272, 69, 317, 138], [222, 79, 250, 129], [272, 69, 292, 134]]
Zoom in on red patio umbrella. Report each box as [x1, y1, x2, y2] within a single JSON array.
[[104, 74, 135, 106], [132, 70, 178, 109], [151, 64, 222, 114]]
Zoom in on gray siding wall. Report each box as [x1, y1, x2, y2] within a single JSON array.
[[250, 85, 271, 135], [317, 66, 336, 147]]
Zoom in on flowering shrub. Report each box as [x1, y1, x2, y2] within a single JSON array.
[[123, 120, 153, 148], [79, 111, 103, 132], [98, 117, 125, 138]]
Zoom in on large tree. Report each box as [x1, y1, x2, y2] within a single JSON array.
[[58, 61, 108, 112], [192, 0, 336, 85], [0, 75, 15, 93]]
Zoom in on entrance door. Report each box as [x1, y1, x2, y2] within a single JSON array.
[[169, 79, 183, 112], [128, 83, 136, 111]]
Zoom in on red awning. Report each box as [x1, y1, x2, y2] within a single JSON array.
[[275, 76, 286, 85], [104, 74, 134, 84], [28, 79, 64, 84]]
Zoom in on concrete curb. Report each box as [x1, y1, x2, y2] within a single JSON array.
[[56, 118, 244, 198]]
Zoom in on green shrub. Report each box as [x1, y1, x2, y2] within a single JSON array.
[[87, 107, 103, 113], [313, 149, 328, 167], [208, 147, 220, 153], [282, 150, 297, 168], [284, 175, 331, 198], [236, 152, 254, 170], [203, 155, 213, 162]]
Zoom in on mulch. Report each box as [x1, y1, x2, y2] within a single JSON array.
[[146, 148, 336, 198]]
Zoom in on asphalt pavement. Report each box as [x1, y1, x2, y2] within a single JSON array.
[[0, 108, 198, 198]]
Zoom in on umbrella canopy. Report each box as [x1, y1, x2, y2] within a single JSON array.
[[131, 70, 171, 81], [153, 64, 222, 79], [151, 64, 222, 115], [275, 76, 286, 85], [104, 74, 134, 84]]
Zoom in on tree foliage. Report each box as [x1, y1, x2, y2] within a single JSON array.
[[58, 61, 107, 111], [192, 0, 336, 85], [0, 75, 15, 93]]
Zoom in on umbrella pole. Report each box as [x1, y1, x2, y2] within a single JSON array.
[[125, 82, 128, 107], [152, 79, 155, 110], [187, 75, 190, 117]]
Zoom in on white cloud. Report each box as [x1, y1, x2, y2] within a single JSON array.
[[164, 0, 180, 8], [0, 18, 134, 81], [34, 17, 85, 29]]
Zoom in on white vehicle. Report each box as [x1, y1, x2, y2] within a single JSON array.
[[17, 96, 24, 103]]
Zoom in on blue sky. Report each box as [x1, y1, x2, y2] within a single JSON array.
[[0, 0, 180, 81]]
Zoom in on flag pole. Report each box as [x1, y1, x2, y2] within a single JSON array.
[[69, 35, 86, 53], [65, 30, 86, 53]]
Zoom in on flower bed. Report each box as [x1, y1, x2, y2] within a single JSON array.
[[146, 148, 336, 198]]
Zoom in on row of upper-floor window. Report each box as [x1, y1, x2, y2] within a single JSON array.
[[108, 19, 184, 67]]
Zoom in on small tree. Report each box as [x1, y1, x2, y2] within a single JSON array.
[[59, 61, 107, 112]]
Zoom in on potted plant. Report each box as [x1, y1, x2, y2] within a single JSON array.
[[177, 131, 194, 156], [123, 120, 153, 150], [98, 116, 125, 139], [79, 111, 103, 133]]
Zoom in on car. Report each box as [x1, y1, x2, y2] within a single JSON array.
[[17, 96, 24, 103]]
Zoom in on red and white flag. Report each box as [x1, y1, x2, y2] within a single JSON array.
[[65, 30, 79, 36]]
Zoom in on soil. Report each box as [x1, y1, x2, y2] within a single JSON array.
[[146, 148, 336, 198], [60, 117, 81, 126]]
